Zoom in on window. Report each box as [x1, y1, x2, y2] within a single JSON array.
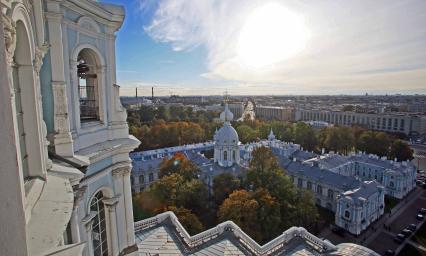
[[139, 175, 144, 184], [327, 189, 334, 199], [344, 210, 350, 219], [149, 173, 154, 182], [298, 178, 303, 188], [223, 151, 227, 161], [316, 185, 323, 195], [307, 181, 312, 190], [389, 181, 394, 188], [232, 150, 236, 161], [90, 191, 108, 256], [130, 176, 134, 185], [77, 49, 101, 122]]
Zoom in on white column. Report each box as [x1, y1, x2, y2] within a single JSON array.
[[104, 199, 119, 256], [45, 2, 74, 156], [122, 168, 136, 247]]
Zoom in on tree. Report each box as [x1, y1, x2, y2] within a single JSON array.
[[357, 131, 390, 156], [320, 126, 354, 154], [213, 173, 241, 205], [155, 105, 169, 120], [342, 105, 354, 112], [236, 125, 257, 143], [246, 147, 318, 233], [159, 152, 200, 180], [389, 139, 414, 161], [139, 105, 156, 123], [218, 189, 260, 239], [293, 122, 318, 151], [218, 189, 281, 243], [167, 206, 204, 235]]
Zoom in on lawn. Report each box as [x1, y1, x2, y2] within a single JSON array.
[[397, 244, 424, 256], [412, 221, 426, 248], [384, 195, 401, 214]]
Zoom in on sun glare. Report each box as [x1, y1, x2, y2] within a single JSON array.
[[237, 2, 309, 68]]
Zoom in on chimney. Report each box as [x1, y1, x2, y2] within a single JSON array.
[[152, 86, 154, 101]]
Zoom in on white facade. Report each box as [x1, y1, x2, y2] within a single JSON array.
[[336, 181, 385, 235], [0, 1, 139, 255], [214, 103, 240, 167]]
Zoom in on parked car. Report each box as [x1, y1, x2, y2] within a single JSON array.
[[384, 250, 395, 256], [407, 224, 417, 232], [394, 234, 405, 244], [417, 180, 425, 186], [416, 214, 424, 220], [401, 229, 413, 237], [419, 208, 426, 215]]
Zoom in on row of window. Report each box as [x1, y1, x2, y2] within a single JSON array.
[[296, 177, 334, 199], [130, 173, 155, 185], [301, 111, 410, 131]]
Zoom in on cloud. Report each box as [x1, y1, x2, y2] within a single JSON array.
[[142, 0, 426, 94]]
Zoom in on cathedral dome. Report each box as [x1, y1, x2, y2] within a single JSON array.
[[215, 123, 239, 145]]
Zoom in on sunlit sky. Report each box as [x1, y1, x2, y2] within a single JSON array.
[[102, 0, 426, 96]]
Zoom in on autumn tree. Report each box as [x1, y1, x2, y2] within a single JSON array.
[[166, 206, 204, 235], [213, 173, 241, 205], [389, 139, 414, 161], [159, 152, 200, 180], [357, 131, 390, 156]]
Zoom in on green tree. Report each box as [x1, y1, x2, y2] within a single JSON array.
[[159, 152, 200, 180], [139, 105, 156, 123], [357, 131, 390, 156], [293, 122, 318, 151], [213, 173, 241, 205], [155, 105, 169, 120], [236, 124, 257, 143], [389, 139, 414, 161]]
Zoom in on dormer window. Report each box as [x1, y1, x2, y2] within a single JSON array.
[[77, 49, 101, 122]]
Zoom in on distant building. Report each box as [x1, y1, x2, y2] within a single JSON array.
[[296, 109, 426, 136], [256, 105, 295, 121]]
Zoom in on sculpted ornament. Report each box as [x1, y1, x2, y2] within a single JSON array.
[[2, 13, 16, 64], [33, 43, 50, 75]]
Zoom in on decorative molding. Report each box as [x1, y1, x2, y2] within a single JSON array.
[[33, 43, 50, 75], [73, 185, 87, 210], [112, 167, 130, 177], [2, 12, 16, 65]]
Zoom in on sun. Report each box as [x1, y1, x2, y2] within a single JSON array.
[[237, 2, 309, 68]]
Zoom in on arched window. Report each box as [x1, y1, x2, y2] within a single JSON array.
[[316, 185, 323, 195], [77, 49, 101, 122], [389, 181, 394, 188], [90, 191, 108, 256], [12, 20, 46, 183], [327, 189, 334, 199], [232, 150, 236, 161], [223, 151, 227, 161]]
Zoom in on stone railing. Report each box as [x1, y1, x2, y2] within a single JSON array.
[[134, 211, 337, 255]]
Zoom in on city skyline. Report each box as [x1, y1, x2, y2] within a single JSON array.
[[103, 0, 426, 96]]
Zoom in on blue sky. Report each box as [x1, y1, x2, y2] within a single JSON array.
[[102, 0, 426, 96]]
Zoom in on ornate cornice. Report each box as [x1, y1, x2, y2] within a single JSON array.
[[112, 167, 130, 177]]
